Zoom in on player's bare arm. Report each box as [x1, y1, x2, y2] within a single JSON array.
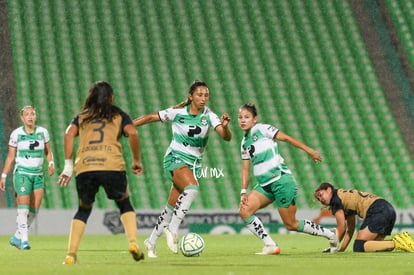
[[275, 131, 322, 163], [133, 113, 160, 127]]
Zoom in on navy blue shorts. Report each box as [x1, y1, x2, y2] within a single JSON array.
[[75, 171, 128, 204], [360, 199, 396, 236]]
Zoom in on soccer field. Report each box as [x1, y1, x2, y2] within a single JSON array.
[[1, 234, 413, 275]]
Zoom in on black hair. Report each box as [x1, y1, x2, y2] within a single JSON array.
[[239, 103, 258, 117], [173, 80, 209, 108], [80, 81, 122, 125], [314, 182, 335, 199]]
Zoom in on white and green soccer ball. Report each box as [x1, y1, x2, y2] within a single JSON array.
[[179, 232, 205, 257]]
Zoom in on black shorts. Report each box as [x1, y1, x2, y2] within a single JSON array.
[[360, 199, 396, 236], [75, 171, 128, 204]]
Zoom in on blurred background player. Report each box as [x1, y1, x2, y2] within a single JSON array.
[[57, 81, 144, 264], [314, 182, 414, 252], [134, 80, 231, 257], [237, 103, 338, 255], [0, 106, 54, 250]]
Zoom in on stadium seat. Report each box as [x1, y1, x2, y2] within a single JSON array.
[[5, 0, 414, 210]]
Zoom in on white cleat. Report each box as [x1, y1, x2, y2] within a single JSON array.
[[144, 238, 157, 258], [255, 245, 281, 255], [328, 228, 339, 253], [163, 227, 178, 254]]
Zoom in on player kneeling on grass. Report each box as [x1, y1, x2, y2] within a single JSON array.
[[237, 103, 339, 255], [314, 182, 414, 252]]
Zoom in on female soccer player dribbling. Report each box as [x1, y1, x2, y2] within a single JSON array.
[[133, 80, 231, 257], [237, 103, 339, 255]]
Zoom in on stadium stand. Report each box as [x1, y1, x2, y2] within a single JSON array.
[[4, 0, 414, 209]]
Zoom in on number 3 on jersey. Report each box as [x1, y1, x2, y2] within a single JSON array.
[[90, 120, 106, 144]]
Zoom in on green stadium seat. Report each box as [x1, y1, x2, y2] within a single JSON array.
[[6, 0, 414, 210]]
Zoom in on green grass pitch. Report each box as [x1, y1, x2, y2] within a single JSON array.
[[1, 233, 413, 275]]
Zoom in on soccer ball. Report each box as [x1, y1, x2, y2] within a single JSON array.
[[179, 232, 205, 257]]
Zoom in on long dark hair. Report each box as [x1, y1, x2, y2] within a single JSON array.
[[80, 81, 122, 126], [173, 80, 209, 109]]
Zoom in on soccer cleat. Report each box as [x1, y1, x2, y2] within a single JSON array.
[[20, 241, 31, 250], [62, 255, 77, 265], [129, 243, 145, 261], [9, 236, 21, 250], [164, 227, 178, 253], [144, 238, 157, 258], [328, 228, 339, 253], [255, 245, 281, 255], [399, 232, 414, 250], [393, 234, 414, 252]]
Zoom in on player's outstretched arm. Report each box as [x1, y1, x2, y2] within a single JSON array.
[[133, 113, 160, 127], [275, 130, 322, 163]]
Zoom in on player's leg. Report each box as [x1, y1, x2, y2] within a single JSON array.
[[104, 171, 144, 261], [28, 193, 38, 228], [63, 172, 97, 264], [358, 200, 400, 252], [275, 174, 338, 250], [239, 189, 278, 254], [28, 175, 44, 232], [117, 195, 144, 261], [355, 227, 394, 252], [63, 200, 91, 264], [12, 197, 30, 250], [164, 165, 199, 253], [145, 186, 178, 258], [12, 173, 33, 250], [278, 203, 335, 236]]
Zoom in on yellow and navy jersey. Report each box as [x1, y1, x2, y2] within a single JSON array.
[[71, 111, 132, 175], [330, 188, 381, 219]]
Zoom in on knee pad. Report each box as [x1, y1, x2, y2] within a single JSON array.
[[74, 206, 92, 223], [353, 239, 366, 252], [116, 198, 134, 214]]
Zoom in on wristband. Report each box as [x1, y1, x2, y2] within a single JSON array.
[[1, 173, 7, 179], [48, 161, 54, 166], [240, 188, 247, 195], [62, 159, 74, 177]]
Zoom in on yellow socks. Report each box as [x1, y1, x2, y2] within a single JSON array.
[[120, 211, 138, 244], [66, 219, 86, 257]]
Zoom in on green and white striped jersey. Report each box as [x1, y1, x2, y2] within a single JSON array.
[[158, 105, 222, 165], [241, 123, 291, 186], [8, 126, 50, 175]]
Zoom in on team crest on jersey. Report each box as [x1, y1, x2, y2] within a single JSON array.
[[200, 116, 207, 126], [37, 133, 43, 140], [252, 133, 258, 141]]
